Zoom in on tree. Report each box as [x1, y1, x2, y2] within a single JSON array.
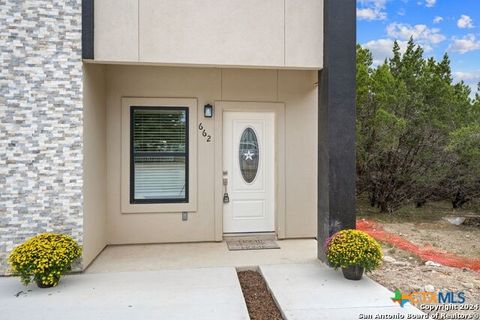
[[443, 88, 480, 208], [356, 39, 479, 212]]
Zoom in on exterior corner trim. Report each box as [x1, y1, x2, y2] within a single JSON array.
[[82, 0, 94, 59]]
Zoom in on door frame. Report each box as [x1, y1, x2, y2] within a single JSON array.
[[214, 101, 286, 240]]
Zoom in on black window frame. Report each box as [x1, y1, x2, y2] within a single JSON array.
[[130, 106, 189, 204]]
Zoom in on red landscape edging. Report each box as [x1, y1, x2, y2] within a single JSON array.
[[357, 219, 480, 272]]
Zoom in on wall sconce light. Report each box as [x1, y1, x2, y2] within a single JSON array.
[[204, 104, 213, 118]]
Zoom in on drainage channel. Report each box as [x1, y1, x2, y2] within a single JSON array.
[[236, 267, 284, 320]]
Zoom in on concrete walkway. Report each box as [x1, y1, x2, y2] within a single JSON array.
[[260, 262, 426, 320], [0, 267, 249, 320], [1, 244, 426, 320]]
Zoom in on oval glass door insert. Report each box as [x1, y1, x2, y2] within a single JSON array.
[[239, 127, 259, 183]]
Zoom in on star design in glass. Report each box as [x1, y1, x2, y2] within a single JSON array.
[[244, 150, 255, 161]]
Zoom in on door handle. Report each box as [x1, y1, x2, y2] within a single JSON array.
[[222, 177, 229, 203], [223, 192, 230, 204]]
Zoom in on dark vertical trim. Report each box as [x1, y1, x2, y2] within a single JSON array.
[[82, 0, 94, 59], [318, 0, 357, 261], [130, 107, 135, 203]]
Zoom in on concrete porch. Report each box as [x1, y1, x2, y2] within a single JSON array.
[[85, 239, 317, 273]]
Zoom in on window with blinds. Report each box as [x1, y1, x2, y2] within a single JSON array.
[[130, 107, 189, 203]]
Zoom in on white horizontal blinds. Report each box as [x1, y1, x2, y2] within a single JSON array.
[[132, 107, 188, 202], [133, 108, 187, 153], [134, 157, 186, 199]]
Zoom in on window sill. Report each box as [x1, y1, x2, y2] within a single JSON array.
[[121, 201, 197, 214]]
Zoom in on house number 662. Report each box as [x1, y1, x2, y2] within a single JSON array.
[[198, 123, 212, 142]]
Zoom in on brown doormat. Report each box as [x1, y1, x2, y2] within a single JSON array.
[[226, 239, 280, 251]]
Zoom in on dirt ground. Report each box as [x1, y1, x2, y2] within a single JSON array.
[[366, 218, 480, 317], [382, 220, 480, 258]]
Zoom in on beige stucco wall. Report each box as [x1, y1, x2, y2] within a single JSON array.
[[103, 65, 317, 244], [280, 70, 318, 237], [94, 0, 323, 69], [94, 0, 138, 62], [83, 64, 108, 267]]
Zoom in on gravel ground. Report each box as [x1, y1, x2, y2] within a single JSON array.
[[237, 270, 283, 320]]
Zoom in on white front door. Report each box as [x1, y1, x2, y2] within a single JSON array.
[[223, 111, 275, 233]]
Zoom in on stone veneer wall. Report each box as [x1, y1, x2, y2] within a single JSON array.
[[0, 1, 83, 274]]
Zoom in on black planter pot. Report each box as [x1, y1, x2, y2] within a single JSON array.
[[35, 275, 60, 288], [341, 265, 364, 280], [36, 280, 55, 288]]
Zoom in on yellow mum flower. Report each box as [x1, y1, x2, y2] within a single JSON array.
[[326, 229, 383, 271], [7, 233, 82, 288]]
